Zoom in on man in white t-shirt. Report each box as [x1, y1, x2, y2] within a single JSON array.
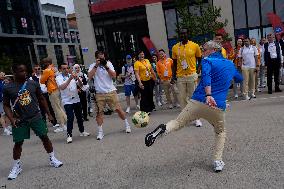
[[56, 64, 90, 144], [88, 51, 131, 140], [238, 37, 259, 99]]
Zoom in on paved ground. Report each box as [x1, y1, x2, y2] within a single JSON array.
[[0, 90, 284, 189]]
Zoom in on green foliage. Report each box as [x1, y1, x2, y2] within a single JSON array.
[[0, 53, 13, 74], [175, 0, 231, 44]]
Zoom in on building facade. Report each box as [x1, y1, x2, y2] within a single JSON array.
[[0, 0, 44, 73], [33, 3, 82, 67], [75, 0, 284, 69]]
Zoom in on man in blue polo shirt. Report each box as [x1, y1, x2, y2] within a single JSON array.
[[145, 40, 243, 172]]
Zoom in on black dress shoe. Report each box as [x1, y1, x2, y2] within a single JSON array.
[[268, 91, 272, 94], [275, 88, 282, 92]]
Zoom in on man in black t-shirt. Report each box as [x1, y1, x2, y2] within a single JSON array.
[[3, 63, 63, 180]]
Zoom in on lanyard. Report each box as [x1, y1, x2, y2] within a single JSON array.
[[178, 42, 187, 61], [140, 60, 150, 72], [160, 58, 170, 70], [62, 73, 69, 81]]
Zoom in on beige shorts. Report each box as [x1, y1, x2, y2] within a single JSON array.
[[95, 91, 120, 114]]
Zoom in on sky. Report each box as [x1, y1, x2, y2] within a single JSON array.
[[40, 0, 75, 14]]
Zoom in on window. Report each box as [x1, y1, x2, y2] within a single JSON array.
[[54, 45, 64, 66], [68, 45, 76, 56], [54, 17, 62, 43], [76, 32, 80, 43], [260, 0, 274, 25], [61, 18, 69, 43], [275, 0, 284, 22], [232, 0, 247, 29], [37, 45, 47, 60], [164, 9, 177, 39], [70, 31, 76, 43], [246, 0, 260, 27], [45, 16, 55, 43]]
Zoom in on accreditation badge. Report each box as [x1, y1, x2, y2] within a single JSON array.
[[181, 60, 188, 70], [164, 70, 169, 77], [146, 70, 150, 77]]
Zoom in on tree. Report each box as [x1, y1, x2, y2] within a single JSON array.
[[175, 0, 231, 44], [0, 53, 13, 74]]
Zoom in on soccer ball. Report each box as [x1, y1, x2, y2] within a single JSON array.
[[132, 111, 150, 128]]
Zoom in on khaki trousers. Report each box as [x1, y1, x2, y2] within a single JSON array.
[[161, 80, 178, 105], [166, 100, 226, 161], [177, 73, 198, 109], [49, 89, 67, 125], [242, 68, 256, 96]]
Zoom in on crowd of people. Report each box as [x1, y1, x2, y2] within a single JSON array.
[[0, 30, 283, 179]]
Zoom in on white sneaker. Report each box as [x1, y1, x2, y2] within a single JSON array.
[[157, 101, 162, 106], [90, 108, 93, 113], [53, 124, 60, 128], [63, 125, 67, 131], [97, 131, 104, 140], [3, 128, 12, 136], [169, 104, 173, 109], [175, 104, 181, 108], [54, 127, 64, 133], [125, 126, 131, 133], [66, 136, 72, 143], [251, 94, 256, 98], [213, 160, 225, 172], [136, 105, 140, 110], [257, 88, 262, 92], [50, 157, 63, 168], [80, 131, 90, 137], [125, 107, 130, 113], [8, 161, 22, 180], [244, 95, 250, 100], [234, 94, 238, 99], [195, 119, 202, 127]]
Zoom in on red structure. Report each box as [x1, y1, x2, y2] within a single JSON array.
[[91, 0, 168, 14]]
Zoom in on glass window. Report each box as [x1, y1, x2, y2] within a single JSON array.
[[275, 0, 284, 22], [232, 0, 247, 29], [263, 27, 273, 37], [246, 0, 260, 27], [164, 9, 177, 39], [37, 45, 47, 60], [54, 45, 64, 66], [249, 28, 261, 43], [68, 45, 76, 56], [260, 0, 273, 25]]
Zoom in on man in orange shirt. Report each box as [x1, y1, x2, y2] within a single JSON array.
[[40, 58, 67, 133], [156, 49, 179, 109]]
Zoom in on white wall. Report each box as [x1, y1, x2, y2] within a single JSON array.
[[146, 2, 169, 56], [73, 0, 97, 66], [212, 0, 235, 45]]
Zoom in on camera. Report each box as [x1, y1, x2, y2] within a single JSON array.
[[100, 59, 107, 66]]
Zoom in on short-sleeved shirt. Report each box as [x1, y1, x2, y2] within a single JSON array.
[[156, 58, 173, 81], [221, 47, 227, 58], [134, 59, 152, 81], [56, 74, 80, 105], [40, 65, 58, 94], [238, 45, 258, 68], [88, 61, 117, 94], [172, 41, 202, 77], [3, 80, 41, 122], [121, 64, 136, 85]]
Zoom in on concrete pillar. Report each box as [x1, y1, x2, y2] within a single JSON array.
[[46, 44, 58, 66], [73, 0, 97, 66], [145, 2, 169, 56], [212, 0, 235, 45]]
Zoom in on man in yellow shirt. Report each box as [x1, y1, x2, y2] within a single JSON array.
[[157, 49, 179, 109], [214, 33, 227, 58], [40, 58, 67, 133], [172, 29, 202, 127]]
